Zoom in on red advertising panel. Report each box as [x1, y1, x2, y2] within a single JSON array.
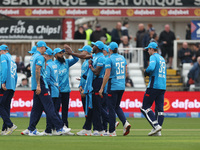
[[11, 91, 200, 113], [62, 18, 75, 40], [0, 7, 200, 17]]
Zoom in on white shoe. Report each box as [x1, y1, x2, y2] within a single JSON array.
[[28, 129, 41, 136], [99, 130, 105, 136], [77, 129, 92, 136], [5, 124, 17, 135], [21, 129, 29, 135], [62, 125, 73, 135], [109, 131, 117, 137], [148, 125, 162, 136], [92, 130, 100, 136], [1, 129, 7, 135], [52, 127, 71, 136], [115, 121, 119, 128], [152, 131, 161, 136], [123, 121, 131, 136], [102, 131, 109, 136], [63, 131, 75, 136], [38, 131, 52, 136]]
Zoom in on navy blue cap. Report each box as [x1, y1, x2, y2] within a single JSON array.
[[78, 45, 92, 53], [109, 42, 118, 51], [145, 42, 158, 50], [91, 41, 104, 50]]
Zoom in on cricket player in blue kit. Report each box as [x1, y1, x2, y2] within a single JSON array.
[[101, 45, 109, 133], [76, 45, 94, 136], [64, 41, 106, 136], [22, 41, 70, 136], [54, 47, 79, 135], [38, 47, 64, 136], [99, 42, 131, 136], [0, 44, 18, 135], [140, 42, 166, 136]]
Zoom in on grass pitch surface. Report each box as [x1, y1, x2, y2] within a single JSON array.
[[0, 118, 199, 150]]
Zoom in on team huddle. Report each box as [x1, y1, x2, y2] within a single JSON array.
[[0, 40, 166, 137]]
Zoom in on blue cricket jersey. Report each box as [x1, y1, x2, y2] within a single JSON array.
[[146, 53, 166, 90], [104, 55, 109, 93], [0, 55, 1, 89], [30, 51, 48, 90], [92, 52, 105, 79], [46, 59, 59, 98], [54, 56, 79, 93], [105, 53, 127, 91], [1, 53, 17, 91], [79, 59, 89, 88]]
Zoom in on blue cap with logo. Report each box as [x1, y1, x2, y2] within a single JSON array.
[[28, 46, 37, 54], [0, 44, 9, 51], [104, 45, 109, 53], [109, 42, 118, 50], [144, 42, 158, 50], [36, 41, 48, 48], [53, 48, 65, 56], [78, 45, 92, 53], [44, 47, 53, 55], [91, 41, 104, 50]]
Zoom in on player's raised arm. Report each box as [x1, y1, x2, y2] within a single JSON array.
[[64, 44, 92, 59]]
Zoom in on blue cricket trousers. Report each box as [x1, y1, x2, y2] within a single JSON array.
[[60, 92, 70, 127], [45, 97, 63, 133], [102, 93, 109, 132], [92, 78, 103, 131], [28, 77, 63, 131], [81, 97, 93, 130], [107, 90, 126, 133], [0, 89, 14, 130], [142, 88, 165, 112]]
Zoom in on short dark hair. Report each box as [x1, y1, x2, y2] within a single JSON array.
[[153, 48, 158, 51], [113, 48, 118, 53], [123, 21, 128, 26], [194, 43, 199, 48]]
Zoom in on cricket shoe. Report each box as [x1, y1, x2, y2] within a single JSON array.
[[21, 129, 29, 135], [99, 130, 106, 136], [123, 120, 131, 136], [38, 131, 52, 136], [52, 127, 71, 136], [148, 125, 162, 136], [92, 130, 101, 136], [152, 131, 161, 136], [5, 124, 17, 135], [92, 130, 105, 136], [115, 121, 119, 129], [77, 129, 93, 136], [62, 125, 74, 136], [102, 131, 109, 136], [1, 129, 7, 135], [109, 131, 117, 137], [63, 131, 75, 136], [28, 129, 41, 136]]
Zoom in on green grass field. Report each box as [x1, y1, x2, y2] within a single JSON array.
[[0, 118, 200, 150]]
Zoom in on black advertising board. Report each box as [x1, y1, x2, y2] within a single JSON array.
[[0, 0, 200, 7], [0, 20, 62, 39]]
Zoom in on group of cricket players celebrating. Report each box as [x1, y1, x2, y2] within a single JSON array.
[[0, 40, 166, 137]]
